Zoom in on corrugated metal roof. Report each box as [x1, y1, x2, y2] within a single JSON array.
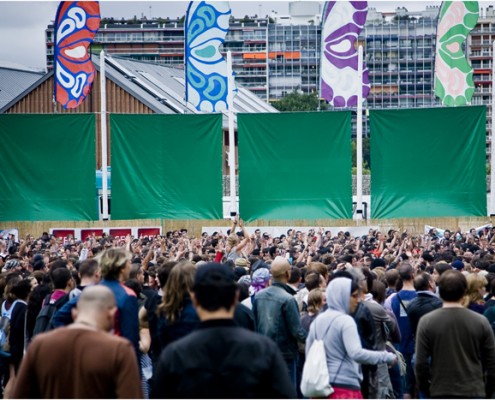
[[94, 54, 278, 126], [0, 66, 44, 110], [0, 56, 278, 122]]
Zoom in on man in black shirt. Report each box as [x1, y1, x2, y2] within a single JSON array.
[[151, 262, 295, 399]]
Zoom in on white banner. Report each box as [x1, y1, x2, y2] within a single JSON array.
[[425, 223, 493, 237], [0, 229, 18, 242], [201, 226, 379, 238]]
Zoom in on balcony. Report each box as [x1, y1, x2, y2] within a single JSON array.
[[221, 47, 268, 53], [235, 71, 268, 77]]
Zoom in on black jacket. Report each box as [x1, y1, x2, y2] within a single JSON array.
[[407, 292, 442, 338], [151, 319, 296, 399]]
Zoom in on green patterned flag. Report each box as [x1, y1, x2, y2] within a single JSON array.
[[434, 1, 479, 106]]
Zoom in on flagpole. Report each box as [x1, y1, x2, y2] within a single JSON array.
[[491, 41, 495, 216], [227, 51, 237, 218], [355, 45, 364, 220], [100, 50, 109, 220]]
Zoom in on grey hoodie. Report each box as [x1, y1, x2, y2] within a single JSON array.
[[306, 277, 395, 390]]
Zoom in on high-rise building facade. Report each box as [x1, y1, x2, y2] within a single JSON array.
[[46, 5, 440, 104], [362, 7, 440, 110], [45, 4, 493, 121], [468, 5, 495, 156]]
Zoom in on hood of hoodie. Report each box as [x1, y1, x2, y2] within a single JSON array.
[[326, 277, 351, 314]]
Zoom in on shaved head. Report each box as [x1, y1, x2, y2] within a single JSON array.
[[271, 256, 291, 281], [77, 285, 115, 312]]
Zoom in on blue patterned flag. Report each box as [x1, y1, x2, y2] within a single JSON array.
[[185, 1, 236, 112], [54, 1, 101, 109]]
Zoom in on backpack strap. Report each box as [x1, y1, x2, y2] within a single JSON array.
[[5, 300, 19, 318], [53, 293, 70, 307], [315, 314, 348, 384], [396, 293, 409, 316], [42, 293, 52, 307], [314, 315, 340, 340]]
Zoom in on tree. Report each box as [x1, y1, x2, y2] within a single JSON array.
[[351, 137, 371, 174], [271, 90, 326, 112]]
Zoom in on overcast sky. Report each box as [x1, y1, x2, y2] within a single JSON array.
[[0, 0, 454, 71]]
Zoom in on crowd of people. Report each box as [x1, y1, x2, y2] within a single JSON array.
[[0, 217, 495, 398]]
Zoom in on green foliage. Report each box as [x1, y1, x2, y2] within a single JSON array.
[[240, 15, 254, 23], [271, 90, 326, 112], [351, 137, 371, 172], [352, 166, 371, 175]]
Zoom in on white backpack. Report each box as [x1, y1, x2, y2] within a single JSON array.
[[300, 315, 343, 398]]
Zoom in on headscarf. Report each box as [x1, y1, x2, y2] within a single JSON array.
[[249, 268, 271, 296]]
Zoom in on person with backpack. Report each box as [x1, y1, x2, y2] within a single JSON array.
[[51, 248, 139, 365], [305, 277, 397, 399], [32, 268, 73, 337], [97, 248, 140, 361], [3, 278, 32, 398], [0, 273, 21, 395]]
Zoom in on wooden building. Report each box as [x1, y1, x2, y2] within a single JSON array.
[[0, 54, 278, 170]]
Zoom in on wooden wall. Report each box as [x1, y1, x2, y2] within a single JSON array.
[[3, 217, 494, 239], [4, 72, 154, 168]]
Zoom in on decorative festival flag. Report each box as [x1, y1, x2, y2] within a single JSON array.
[[434, 1, 479, 106], [54, 1, 100, 109], [185, 1, 235, 112], [320, 1, 369, 108]]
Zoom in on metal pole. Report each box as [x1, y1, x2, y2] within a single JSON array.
[[490, 41, 495, 215], [227, 51, 237, 217], [100, 50, 109, 220], [356, 45, 364, 220]]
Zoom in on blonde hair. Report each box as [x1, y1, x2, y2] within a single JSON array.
[[227, 235, 239, 248], [158, 261, 196, 324], [463, 273, 487, 307], [97, 248, 131, 281], [307, 288, 325, 314]]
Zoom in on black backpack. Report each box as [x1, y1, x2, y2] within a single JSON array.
[[32, 293, 70, 337]]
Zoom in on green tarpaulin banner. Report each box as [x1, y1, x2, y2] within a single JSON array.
[[0, 114, 96, 221], [370, 106, 486, 218], [111, 114, 223, 220], [238, 112, 352, 221]]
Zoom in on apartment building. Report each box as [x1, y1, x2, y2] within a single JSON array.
[[362, 6, 440, 109], [45, 4, 495, 119], [468, 5, 495, 156]]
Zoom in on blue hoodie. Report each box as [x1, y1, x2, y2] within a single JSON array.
[[306, 277, 395, 390]]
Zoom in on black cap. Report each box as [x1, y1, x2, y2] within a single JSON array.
[[251, 260, 270, 273], [194, 262, 235, 289]]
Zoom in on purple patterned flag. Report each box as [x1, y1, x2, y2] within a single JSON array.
[[320, 1, 369, 108]]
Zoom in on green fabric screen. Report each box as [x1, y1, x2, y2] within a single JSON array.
[[111, 114, 222, 220], [0, 114, 96, 221], [370, 106, 486, 218], [238, 112, 352, 221]]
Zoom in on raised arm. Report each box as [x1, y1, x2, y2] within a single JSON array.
[[235, 219, 251, 253]]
